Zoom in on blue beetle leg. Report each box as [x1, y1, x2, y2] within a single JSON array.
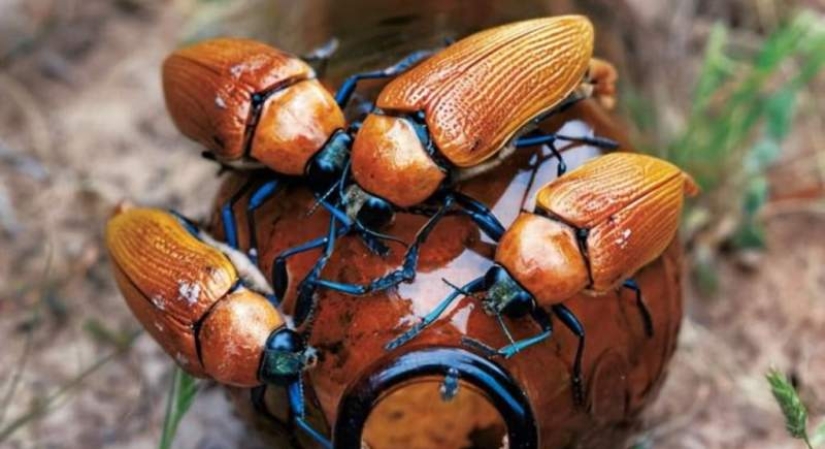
[[334, 49, 435, 107], [311, 196, 455, 296], [220, 178, 258, 249], [317, 199, 395, 256], [551, 303, 586, 405], [554, 133, 619, 150], [250, 385, 304, 447], [245, 178, 281, 265], [514, 134, 567, 176], [460, 336, 500, 358], [293, 214, 348, 327], [452, 191, 506, 241], [623, 278, 653, 338], [288, 378, 332, 449], [269, 225, 348, 302], [464, 308, 553, 360], [385, 276, 488, 351]]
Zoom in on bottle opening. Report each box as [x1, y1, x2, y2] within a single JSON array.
[[334, 348, 537, 449], [363, 378, 508, 448]]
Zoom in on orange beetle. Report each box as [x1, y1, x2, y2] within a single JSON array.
[[162, 37, 433, 262], [305, 16, 619, 320], [349, 15, 615, 211], [106, 205, 331, 448], [386, 153, 699, 404]]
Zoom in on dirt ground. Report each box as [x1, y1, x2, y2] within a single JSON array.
[[0, 1, 823, 448]]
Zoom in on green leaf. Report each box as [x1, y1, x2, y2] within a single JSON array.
[[158, 367, 200, 449], [692, 24, 733, 114], [766, 368, 813, 449], [765, 88, 798, 141]]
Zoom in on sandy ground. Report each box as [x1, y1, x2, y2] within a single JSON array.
[[1, 1, 824, 448]]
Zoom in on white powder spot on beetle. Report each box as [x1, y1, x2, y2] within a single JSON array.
[[175, 352, 189, 366], [230, 64, 243, 78], [154, 322, 164, 332], [178, 281, 201, 306], [151, 295, 166, 310], [615, 229, 632, 249], [214, 95, 226, 109]]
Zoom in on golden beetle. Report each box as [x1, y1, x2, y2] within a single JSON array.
[[163, 37, 434, 263], [106, 205, 331, 448], [296, 15, 620, 323], [386, 152, 699, 404]]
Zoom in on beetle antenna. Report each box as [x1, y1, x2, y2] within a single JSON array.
[[495, 313, 517, 347], [442, 278, 472, 297], [357, 223, 409, 248], [306, 181, 341, 217]]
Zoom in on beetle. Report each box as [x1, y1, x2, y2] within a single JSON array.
[[384, 153, 699, 404], [105, 205, 331, 448], [162, 37, 435, 263], [295, 15, 618, 320]]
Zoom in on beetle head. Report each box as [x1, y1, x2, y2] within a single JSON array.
[[342, 184, 395, 232], [259, 328, 313, 386], [483, 266, 535, 318], [305, 131, 352, 194]]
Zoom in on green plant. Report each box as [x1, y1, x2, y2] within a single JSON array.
[[766, 368, 818, 449], [159, 366, 200, 449], [649, 12, 825, 294]]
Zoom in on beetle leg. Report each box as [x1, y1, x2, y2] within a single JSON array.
[[245, 178, 281, 265], [334, 49, 436, 107], [269, 221, 350, 302], [551, 304, 586, 406], [293, 214, 345, 327], [300, 38, 339, 79], [311, 196, 455, 296], [467, 308, 554, 360], [385, 276, 488, 351], [220, 178, 257, 250], [515, 132, 619, 177], [622, 278, 654, 338], [317, 199, 398, 256], [288, 378, 332, 449], [250, 386, 305, 448], [218, 176, 282, 264], [452, 191, 506, 241]]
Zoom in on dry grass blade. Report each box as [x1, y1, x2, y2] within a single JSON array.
[[0, 248, 52, 424], [0, 331, 139, 442]]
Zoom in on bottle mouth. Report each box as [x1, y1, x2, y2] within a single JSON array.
[[333, 347, 538, 449]]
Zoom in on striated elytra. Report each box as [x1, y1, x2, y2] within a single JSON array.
[[499, 152, 700, 306], [351, 15, 603, 207], [162, 37, 345, 174], [106, 206, 287, 386]]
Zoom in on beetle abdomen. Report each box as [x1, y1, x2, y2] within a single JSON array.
[[162, 38, 313, 164], [106, 206, 284, 387], [377, 16, 593, 167]]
